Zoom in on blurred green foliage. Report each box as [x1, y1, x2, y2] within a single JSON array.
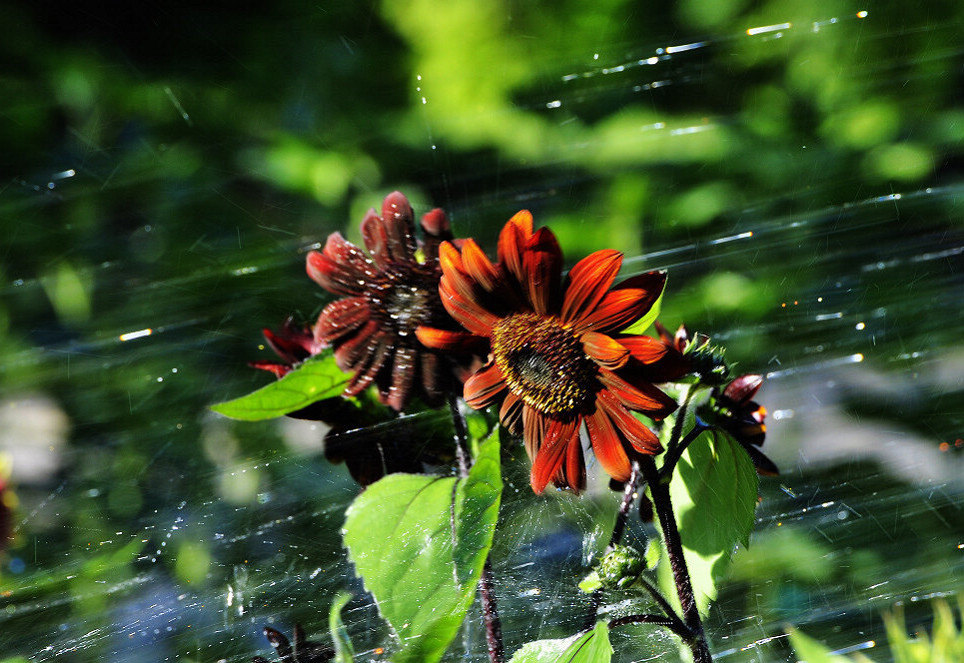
[[1, 0, 963, 660]]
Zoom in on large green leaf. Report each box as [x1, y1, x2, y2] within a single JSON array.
[[342, 432, 502, 663], [656, 429, 758, 617], [210, 352, 348, 420], [509, 622, 613, 663]]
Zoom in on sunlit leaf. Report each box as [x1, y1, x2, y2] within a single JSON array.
[[508, 622, 613, 663], [329, 591, 355, 663], [210, 353, 348, 421], [655, 427, 758, 617], [620, 281, 664, 335], [342, 431, 502, 663], [786, 626, 852, 663]]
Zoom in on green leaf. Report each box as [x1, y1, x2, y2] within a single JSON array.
[[509, 622, 613, 663], [578, 570, 602, 594], [787, 626, 853, 663], [656, 429, 758, 617], [620, 280, 665, 334], [328, 591, 355, 663], [210, 352, 348, 420], [342, 431, 502, 663]]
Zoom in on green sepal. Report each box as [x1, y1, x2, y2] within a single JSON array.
[[620, 281, 665, 335], [210, 352, 348, 420]]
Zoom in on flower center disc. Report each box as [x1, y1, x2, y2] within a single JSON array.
[[491, 313, 596, 416], [370, 264, 442, 337]]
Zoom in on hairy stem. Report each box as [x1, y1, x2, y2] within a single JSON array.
[[448, 395, 505, 663]]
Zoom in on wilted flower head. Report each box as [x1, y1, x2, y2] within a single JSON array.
[[249, 318, 324, 378], [417, 211, 676, 493], [307, 192, 468, 411]]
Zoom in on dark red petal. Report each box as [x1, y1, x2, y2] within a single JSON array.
[[464, 362, 507, 410], [582, 331, 629, 370], [597, 390, 662, 455], [561, 249, 623, 325], [598, 369, 676, 418], [344, 333, 391, 397], [383, 344, 416, 411], [497, 210, 533, 286], [381, 191, 417, 262], [461, 239, 500, 292], [499, 392, 523, 434], [314, 297, 371, 344], [306, 249, 365, 296], [521, 226, 563, 316], [264, 627, 293, 657], [522, 404, 545, 460], [420, 351, 443, 404], [324, 231, 379, 277], [723, 374, 764, 404], [248, 360, 291, 378], [617, 335, 670, 364], [563, 430, 587, 493], [530, 418, 580, 494], [420, 208, 451, 238], [574, 271, 666, 334], [439, 277, 497, 336], [361, 207, 392, 268], [585, 406, 631, 482], [331, 319, 380, 371]]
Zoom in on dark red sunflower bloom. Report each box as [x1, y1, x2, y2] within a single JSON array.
[[417, 211, 677, 494], [711, 374, 778, 476], [306, 191, 467, 411]]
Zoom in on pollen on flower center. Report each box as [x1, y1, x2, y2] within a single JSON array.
[[491, 313, 597, 416], [369, 264, 441, 337]]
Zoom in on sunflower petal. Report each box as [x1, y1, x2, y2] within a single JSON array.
[[461, 238, 500, 292], [597, 390, 662, 455], [360, 208, 391, 268], [331, 319, 380, 371], [617, 335, 670, 364], [464, 362, 507, 410], [307, 247, 367, 296], [561, 249, 623, 325], [522, 405, 545, 461], [497, 210, 533, 285], [582, 331, 630, 369], [314, 297, 371, 343], [522, 227, 563, 315], [439, 277, 497, 336], [563, 431, 586, 493], [574, 271, 666, 334], [383, 344, 416, 411], [585, 406, 631, 482], [380, 191, 417, 262], [415, 326, 480, 353], [530, 418, 579, 494], [598, 369, 676, 418], [344, 332, 391, 397], [723, 374, 764, 404], [499, 392, 523, 434]]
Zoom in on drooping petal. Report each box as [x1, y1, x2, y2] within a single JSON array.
[[331, 319, 380, 371], [561, 249, 623, 325], [585, 406, 631, 482], [582, 331, 630, 369], [530, 418, 579, 494], [384, 343, 416, 411], [439, 277, 498, 336], [598, 369, 676, 418], [742, 443, 779, 476], [597, 390, 662, 455], [497, 210, 533, 286], [522, 404, 546, 461], [381, 191, 417, 262], [415, 326, 483, 353], [314, 297, 371, 343], [617, 335, 670, 364], [521, 227, 563, 315], [464, 362, 508, 410], [419, 351, 444, 405], [499, 392, 523, 434]]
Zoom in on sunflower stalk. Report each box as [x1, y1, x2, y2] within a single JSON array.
[[448, 395, 505, 663]]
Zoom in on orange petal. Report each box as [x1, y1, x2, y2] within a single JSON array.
[[464, 362, 507, 410], [497, 211, 533, 285], [522, 227, 563, 315], [415, 326, 480, 353], [461, 239, 500, 292], [563, 430, 586, 493], [439, 278, 497, 336], [582, 331, 629, 369], [530, 418, 579, 494], [561, 249, 623, 325], [598, 369, 676, 418], [597, 390, 663, 455], [585, 406, 631, 482], [617, 335, 670, 364]]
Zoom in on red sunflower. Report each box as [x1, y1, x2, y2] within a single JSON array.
[[417, 211, 677, 493], [306, 191, 468, 411]]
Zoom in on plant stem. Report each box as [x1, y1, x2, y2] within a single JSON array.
[[640, 455, 712, 663], [658, 419, 709, 482], [447, 395, 505, 663]]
